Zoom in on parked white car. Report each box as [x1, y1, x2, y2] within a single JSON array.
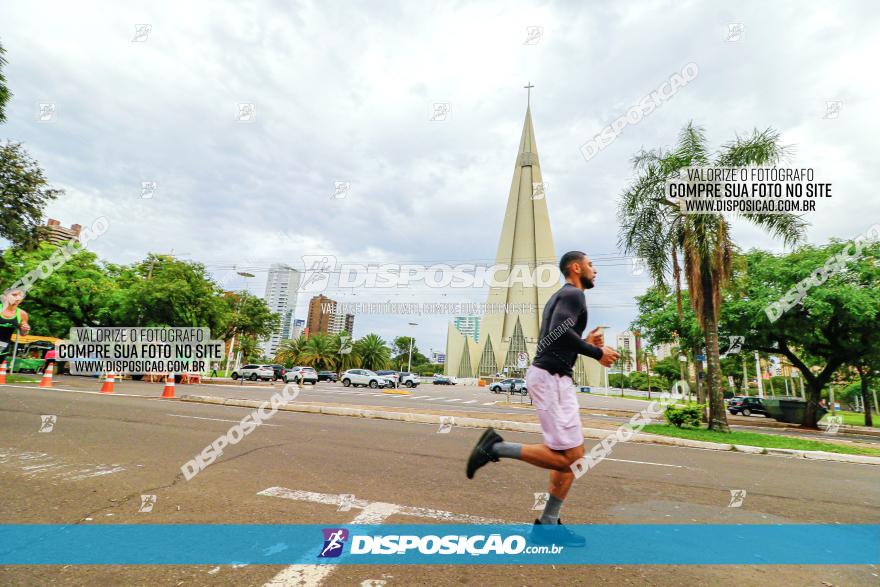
[[397, 372, 420, 388], [341, 369, 393, 389], [284, 366, 318, 385], [231, 364, 274, 381]]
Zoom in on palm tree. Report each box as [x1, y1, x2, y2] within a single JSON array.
[[355, 333, 390, 371], [299, 333, 337, 370], [615, 346, 633, 396], [618, 122, 806, 431], [275, 336, 307, 367], [331, 333, 361, 376]]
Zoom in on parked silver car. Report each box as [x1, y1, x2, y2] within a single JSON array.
[[284, 366, 318, 384], [341, 369, 393, 389], [231, 364, 274, 381], [489, 378, 527, 395]]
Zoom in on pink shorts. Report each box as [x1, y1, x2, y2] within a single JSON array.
[[525, 366, 583, 450]]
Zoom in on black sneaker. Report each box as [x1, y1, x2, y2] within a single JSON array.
[[530, 518, 586, 547], [465, 428, 503, 479]]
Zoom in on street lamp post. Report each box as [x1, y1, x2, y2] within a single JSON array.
[[407, 322, 418, 373]]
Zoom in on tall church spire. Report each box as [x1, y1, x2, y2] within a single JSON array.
[[445, 93, 603, 385], [480, 99, 558, 362]]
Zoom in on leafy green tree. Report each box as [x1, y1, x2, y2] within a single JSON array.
[[218, 291, 278, 342], [391, 335, 427, 370], [109, 254, 229, 331], [0, 142, 64, 250], [721, 242, 880, 428], [355, 333, 390, 371], [653, 356, 682, 383], [619, 123, 806, 431], [632, 287, 702, 390], [0, 243, 116, 336]]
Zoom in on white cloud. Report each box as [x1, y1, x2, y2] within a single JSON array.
[[1, 0, 877, 351]]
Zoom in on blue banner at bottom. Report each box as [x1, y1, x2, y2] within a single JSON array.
[[0, 524, 877, 565]]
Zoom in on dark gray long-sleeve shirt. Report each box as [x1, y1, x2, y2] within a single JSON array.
[[532, 283, 603, 377]]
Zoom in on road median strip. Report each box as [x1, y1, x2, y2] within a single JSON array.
[[178, 394, 880, 466]]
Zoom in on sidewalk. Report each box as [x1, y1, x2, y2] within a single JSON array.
[[178, 394, 880, 465]]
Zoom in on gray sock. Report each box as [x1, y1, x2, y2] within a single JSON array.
[[540, 494, 563, 525], [490, 441, 522, 459]]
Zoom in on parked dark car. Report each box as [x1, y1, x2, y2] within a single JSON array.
[[432, 375, 457, 385], [269, 364, 286, 381], [318, 370, 338, 382], [728, 396, 767, 417]]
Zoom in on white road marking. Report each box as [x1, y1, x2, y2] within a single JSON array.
[[604, 458, 684, 468], [2, 384, 158, 398], [425, 397, 444, 401], [0, 448, 127, 480], [462, 400, 478, 404], [410, 396, 431, 400], [167, 414, 281, 427], [258, 488, 507, 587], [482, 402, 496, 405], [444, 398, 463, 403], [68, 466, 126, 480], [258, 487, 506, 524]]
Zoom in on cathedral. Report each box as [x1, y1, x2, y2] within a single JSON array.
[[444, 101, 604, 387]]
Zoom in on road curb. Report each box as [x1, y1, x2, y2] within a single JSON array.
[[177, 395, 880, 466]]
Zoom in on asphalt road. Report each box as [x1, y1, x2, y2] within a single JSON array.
[[28, 375, 880, 445], [1, 382, 878, 586]]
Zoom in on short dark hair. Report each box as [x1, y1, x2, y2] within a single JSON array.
[[559, 251, 586, 276]]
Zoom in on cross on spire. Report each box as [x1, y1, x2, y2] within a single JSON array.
[[524, 82, 534, 108]]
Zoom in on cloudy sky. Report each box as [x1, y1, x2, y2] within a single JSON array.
[[1, 0, 878, 355]]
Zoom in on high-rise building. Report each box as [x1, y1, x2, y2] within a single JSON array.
[[444, 98, 603, 386], [306, 295, 353, 336], [616, 331, 640, 374], [261, 263, 301, 358], [307, 295, 335, 335], [39, 218, 82, 245], [290, 319, 306, 340], [328, 312, 354, 336], [453, 316, 480, 342]]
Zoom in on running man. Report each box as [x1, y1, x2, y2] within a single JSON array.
[[465, 251, 619, 545], [0, 287, 31, 367]]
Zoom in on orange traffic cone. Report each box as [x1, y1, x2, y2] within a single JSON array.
[[0, 360, 7, 384], [100, 372, 116, 393], [162, 373, 175, 398], [39, 364, 54, 388]]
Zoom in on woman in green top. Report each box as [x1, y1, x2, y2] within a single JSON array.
[[0, 287, 30, 363]]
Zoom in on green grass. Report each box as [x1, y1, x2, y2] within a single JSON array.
[[641, 424, 880, 456], [6, 374, 41, 383], [596, 392, 671, 402], [821, 411, 879, 428]]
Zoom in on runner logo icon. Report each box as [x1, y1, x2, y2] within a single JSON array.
[[319, 528, 349, 558]]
